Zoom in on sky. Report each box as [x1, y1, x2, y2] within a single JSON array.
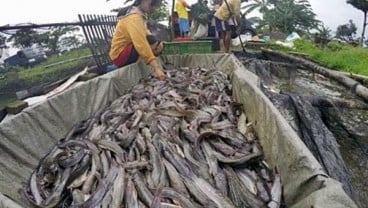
[[0, 0, 365, 35], [309, 0, 364, 36], [1, 0, 365, 61]]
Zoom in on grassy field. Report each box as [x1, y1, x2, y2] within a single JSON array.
[[0, 48, 92, 108], [0, 48, 92, 91], [286, 39, 368, 76]]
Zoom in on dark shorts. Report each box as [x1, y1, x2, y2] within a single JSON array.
[[215, 17, 231, 32]]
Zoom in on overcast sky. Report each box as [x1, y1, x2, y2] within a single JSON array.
[[0, 0, 365, 35]]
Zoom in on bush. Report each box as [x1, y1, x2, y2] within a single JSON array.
[[326, 41, 345, 52]]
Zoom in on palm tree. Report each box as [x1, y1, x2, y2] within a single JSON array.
[[242, 0, 271, 17], [262, 0, 318, 34]]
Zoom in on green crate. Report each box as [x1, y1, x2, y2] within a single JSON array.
[[162, 41, 212, 55]]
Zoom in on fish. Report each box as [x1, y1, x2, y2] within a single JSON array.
[[23, 66, 282, 208]]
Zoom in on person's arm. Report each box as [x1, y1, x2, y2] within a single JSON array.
[[181, 0, 191, 8], [126, 16, 155, 63], [126, 16, 166, 80], [232, 0, 242, 31], [148, 59, 166, 80]]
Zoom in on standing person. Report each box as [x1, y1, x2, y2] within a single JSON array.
[[214, 0, 247, 52], [109, 0, 166, 80], [175, 0, 191, 37], [213, 0, 223, 38], [190, 0, 211, 39]]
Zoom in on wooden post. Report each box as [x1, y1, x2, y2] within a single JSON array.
[[170, 0, 176, 40]]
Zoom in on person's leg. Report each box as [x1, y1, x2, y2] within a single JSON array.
[[215, 17, 226, 51], [179, 18, 184, 37], [224, 31, 231, 53], [224, 21, 232, 53], [182, 18, 190, 37]]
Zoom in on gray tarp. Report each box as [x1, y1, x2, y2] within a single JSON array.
[[0, 54, 357, 208]]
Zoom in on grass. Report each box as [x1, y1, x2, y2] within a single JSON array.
[[1, 39, 367, 108], [285, 39, 368, 76], [0, 47, 93, 108], [0, 48, 92, 91]]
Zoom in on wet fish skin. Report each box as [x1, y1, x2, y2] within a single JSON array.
[[116, 128, 139, 148], [79, 162, 119, 208], [182, 142, 201, 167], [208, 139, 237, 156], [82, 153, 99, 194], [190, 175, 236, 208], [201, 142, 219, 178], [147, 142, 164, 188], [150, 184, 164, 208], [132, 110, 144, 128], [163, 159, 190, 198], [41, 168, 72, 208], [267, 173, 282, 208], [214, 143, 263, 166], [99, 151, 110, 178], [67, 167, 88, 189], [182, 175, 217, 207], [70, 189, 85, 207], [24, 66, 278, 208], [29, 171, 43, 205], [162, 145, 193, 177], [235, 169, 258, 195], [133, 171, 154, 207], [136, 133, 147, 154], [110, 167, 126, 208], [125, 177, 139, 208], [225, 166, 266, 208], [97, 139, 125, 162], [214, 167, 228, 196], [161, 187, 201, 208]]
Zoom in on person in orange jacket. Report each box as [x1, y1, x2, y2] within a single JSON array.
[[109, 0, 166, 80]]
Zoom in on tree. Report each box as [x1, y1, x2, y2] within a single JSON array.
[[317, 23, 333, 39], [111, 0, 169, 21], [347, 0, 368, 45], [148, 0, 169, 21], [242, 0, 272, 17], [336, 19, 357, 41], [262, 0, 319, 34], [0, 33, 6, 49], [31, 26, 80, 53], [6, 26, 79, 51], [59, 35, 84, 51], [7, 28, 38, 48], [111, 1, 170, 37]]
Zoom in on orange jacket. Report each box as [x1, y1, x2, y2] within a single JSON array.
[[109, 11, 155, 65]]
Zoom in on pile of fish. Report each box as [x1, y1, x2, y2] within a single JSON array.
[[22, 67, 283, 208]]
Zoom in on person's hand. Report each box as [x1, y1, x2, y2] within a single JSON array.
[[152, 66, 166, 80]]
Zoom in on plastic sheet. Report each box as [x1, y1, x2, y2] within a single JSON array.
[[0, 54, 357, 208]]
